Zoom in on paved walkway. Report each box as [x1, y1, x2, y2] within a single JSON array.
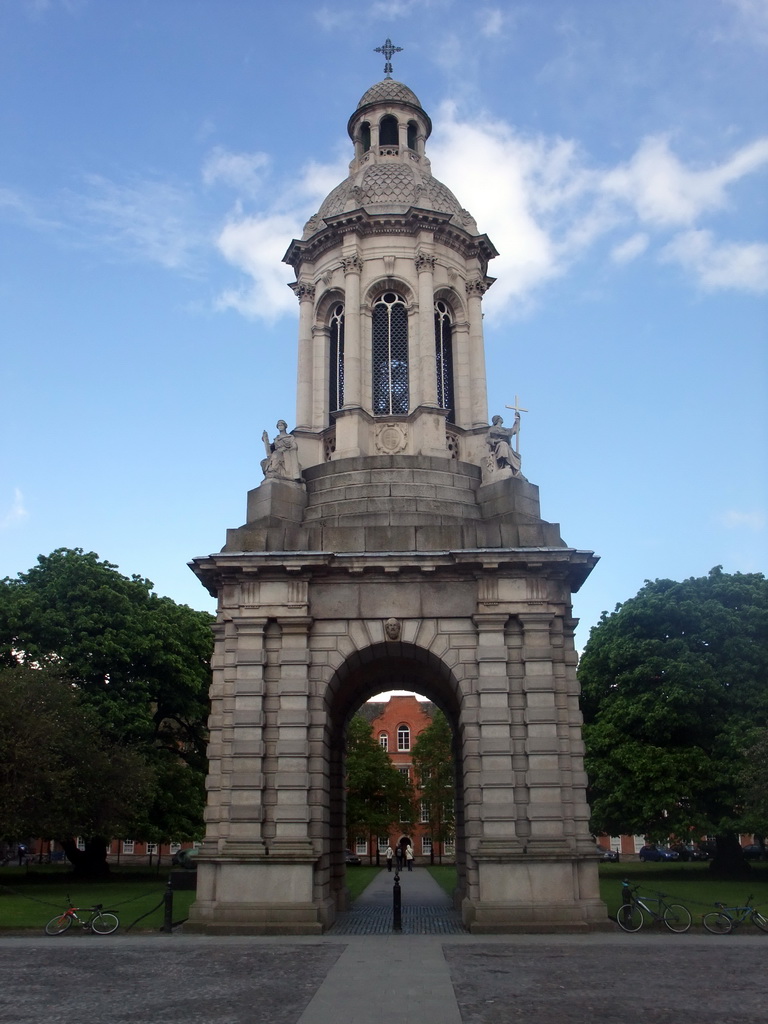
[[2, 869, 767, 1023], [327, 864, 466, 934]]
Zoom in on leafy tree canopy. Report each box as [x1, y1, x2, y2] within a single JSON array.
[[345, 714, 413, 852], [411, 709, 455, 858], [0, 665, 153, 842], [0, 549, 214, 870], [579, 567, 768, 855]]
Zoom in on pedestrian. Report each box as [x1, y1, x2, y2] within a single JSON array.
[[385, 844, 394, 871], [395, 845, 403, 871], [17, 843, 27, 867], [405, 843, 414, 871]]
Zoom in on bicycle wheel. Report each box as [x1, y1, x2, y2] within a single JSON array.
[[616, 904, 643, 932], [703, 911, 732, 934], [45, 913, 73, 936], [663, 904, 691, 933], [749, 910, 768, 933], [90, 912, 119, 935]]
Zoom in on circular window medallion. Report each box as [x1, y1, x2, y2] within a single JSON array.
[[376, 423, 407, 454]]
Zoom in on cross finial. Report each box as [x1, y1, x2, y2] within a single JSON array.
[[504, 395, 529, 454], [374, 38, 403, 78]]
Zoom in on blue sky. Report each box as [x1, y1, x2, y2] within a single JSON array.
[[1, 0, 766, 654]]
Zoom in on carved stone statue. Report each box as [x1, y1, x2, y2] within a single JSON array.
[[261, 420, 301, 481], [486, 414, 521, 476], [384, 617, 401, 640]]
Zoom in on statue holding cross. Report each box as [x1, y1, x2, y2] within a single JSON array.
[[486, 396, 528, 477]]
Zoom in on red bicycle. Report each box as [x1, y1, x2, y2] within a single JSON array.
[[44, 897, 119, 936]]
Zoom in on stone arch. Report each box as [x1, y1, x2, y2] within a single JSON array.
[[321, 640, 467, 912], [363, 277, 416, 310], [434, 285, 466, 321]]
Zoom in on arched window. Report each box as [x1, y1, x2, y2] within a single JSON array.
[[360, 121, 371, 152], [434, 300, 455, 422], [397, 724, 410, 751], [407, 120, 418, 150], [372, 292, 409, 415], [379, 732, 388, 751], [379, 114, 398, 146], [329, 302, 345, 415]]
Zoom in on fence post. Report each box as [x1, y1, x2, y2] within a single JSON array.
[[163, 877, 174, 933], [393, 871, 402, 932]]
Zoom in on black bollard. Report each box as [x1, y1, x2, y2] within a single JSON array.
[[163, 877, 174, 933], [393, 870, 402, 932]]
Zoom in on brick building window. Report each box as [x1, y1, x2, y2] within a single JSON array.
[[397, 724, 410, 751], [379, 732, 388, 751], [422, 836, 432, 855], [122, 840, 134, 855], [420, 801, 429, 823]]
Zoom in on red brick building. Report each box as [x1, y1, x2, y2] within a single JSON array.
[[356, 695, 455, 864]]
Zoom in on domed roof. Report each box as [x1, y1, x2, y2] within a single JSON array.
[[356, 79, 422, 110], [316, 162, 464, 222]]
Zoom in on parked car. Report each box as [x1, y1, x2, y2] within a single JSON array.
[[344, 851, 362, 866], [741, 843, 766, 860], [639, 845, 679, 862], [601, 849, 620, 862], [671, 843, 709, 861], [171, 848, 199, 870]]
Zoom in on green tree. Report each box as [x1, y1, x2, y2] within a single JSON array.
[[345, 715, 414, 860], [0, 666, 153, 858], [0, 549, 213, 874], [411, 709, 455, 863], [579, 567, 768, 876]]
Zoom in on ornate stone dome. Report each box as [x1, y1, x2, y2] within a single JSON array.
[[356, 79, 422, 110], [316, 163, 464, 221]]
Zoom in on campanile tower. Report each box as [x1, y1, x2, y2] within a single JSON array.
[[188, 50, 606, 934]]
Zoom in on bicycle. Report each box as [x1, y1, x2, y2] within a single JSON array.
[[616, 880, 691, 933], [44, 897, 120, 936], [702, 895, 768, 935]]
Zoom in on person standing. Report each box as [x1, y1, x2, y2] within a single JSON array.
[[405, 843, 414, 871], [385, 844, 394, 871], [395, 845, 403, 871]]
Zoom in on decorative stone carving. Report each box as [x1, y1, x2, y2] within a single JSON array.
[[446, 430, 460, 460], [261, 420, 302, 480], [375, 422, 408, 455], [466, 277, 488, 297], [384, 617, 401, 640], [383, 255, 396, 276], [340, 254, 363, 275], [486, 414, 521, 476], [415, 250, 437, 272], [292, 281, 316, 301]]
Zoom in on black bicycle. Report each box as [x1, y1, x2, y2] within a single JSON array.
[[617, 880, 691, 933], [702, 895, 768, 935]]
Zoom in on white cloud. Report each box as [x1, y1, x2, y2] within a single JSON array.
[[202, 148, 270, 198], [1, 489, 28, 530], [76, 174, 200, 270], [661, 229, 768, 292], [215, 213, 301, 319], [611, 233, 650, 264], [719, 509, 767, 530], [722, 0, 768, 46], [602, 135, 768, 227], [478, 7, 506, 37]]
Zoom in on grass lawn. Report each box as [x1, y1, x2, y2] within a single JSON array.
[[600, 861, 768, 922], [344, 865, 381, 901], [425, 865, 458, 896], [0, 870, 197, 932]]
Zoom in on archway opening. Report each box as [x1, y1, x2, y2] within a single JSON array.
[[323, 643, 466, 911]]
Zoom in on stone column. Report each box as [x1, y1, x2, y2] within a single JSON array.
[[271, 614, 314, 857], [340, 254, 363, 408], [465, 277, 490, 427], [472, 611, 521, 858], [223, 615, 269, 854], [293, 281, 315, 430], [520, 611, 568, 852], [415, 249, 438, 408]]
